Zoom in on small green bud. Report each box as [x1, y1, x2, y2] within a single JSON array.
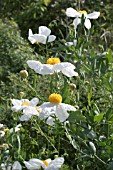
[[69, 83, 76, 90], [20, 70, 28, 79], [19, 92, 25, 98]]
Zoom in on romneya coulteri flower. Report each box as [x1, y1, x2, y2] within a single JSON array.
[[11, 98, 39, 112], [66, 7, 100, 29], [38, 93, 77, 126], [24, 157, 64, 170], [27, 58, 78, 78], [28, 26, 56, 44]]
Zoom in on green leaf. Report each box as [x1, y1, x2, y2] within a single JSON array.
[[94, 113, 104, 122]]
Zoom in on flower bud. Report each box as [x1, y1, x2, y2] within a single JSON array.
[[69, 83, 76, 90], [20, 70, 28, 79], [19, 92, 25, 98]]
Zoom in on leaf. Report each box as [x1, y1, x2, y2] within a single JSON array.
[[68, 111, 86, 122], [94, 113, 104, 122], [88, 88, 92, 105]]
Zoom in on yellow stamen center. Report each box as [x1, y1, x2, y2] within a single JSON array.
[[46, 58, 61, 65], [79, 10, 87, 14], [42, 160, 49, 167], [49, 93, 62, 104], [21, 102, 30, 106], [4, 128, 10, 132]]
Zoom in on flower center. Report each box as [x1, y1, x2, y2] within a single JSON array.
[[46, 58, 61, 65], [79, 10, 87, 14], [42, 160, 49, 167], [21, 102, 30, 106], [49, 93, 62, 104]]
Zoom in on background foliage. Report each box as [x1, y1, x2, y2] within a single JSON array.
[[0, 0, 113, 169]]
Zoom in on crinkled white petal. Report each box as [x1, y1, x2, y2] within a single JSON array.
[[12, 161, 22, 170], [38, 64, 54, 75], [46, 116, 55, 126], [55, 104, 69, 122], [11, 99, 22, 111], [27, 60, 42, 71], [48, 35, 56, 42], [61, 103, 76, 111], [62, 67, 78, 77], [46, 157, 64, 170], [73, 17, 81, 29], [20, 107, 39, 121], [28, 29, 37, 44], [66, 7, 79, 17], [29, 98, 39, 106], [39, 26, 51, 36], [31, 34, 47, 44], [24, 160, 41, 170], [53, 62, 75, 72], [84, 18, 91, 29], [87, 12, 100, 19]]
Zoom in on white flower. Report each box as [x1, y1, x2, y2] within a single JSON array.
[[65, 39, 77, 47], [24, 157, 64, 170], [27, 58, 78, 78], [1, 161, 22, 170], [11, 98, 39, 112], [38, 93, 76, 125], [10, 124, 22, 133], [20, 106, 40, 121], [66, 7, 100, 29], [28, 26, 56, 44]]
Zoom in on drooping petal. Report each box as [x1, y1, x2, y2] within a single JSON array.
[[11, 99, 22, 111], [55, 104, 69, 122], [28, 29, 37, 44], [48, 35, 56, 43], [73, 17, 81, 29], [39, 26, 51, 36], [46, 116, 55, 126], [30, 98, 39, 106], [46, 157, 64, 170], [84, 18, 91, 29], [62, 67, 78, 77], [12, 161, 22, 170], [87, 12, 100, 19], [66, 7, 79, 17]]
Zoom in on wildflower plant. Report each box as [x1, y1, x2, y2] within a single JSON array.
[[1, 1, 113, 170]]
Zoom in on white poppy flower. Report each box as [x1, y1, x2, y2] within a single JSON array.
[[0, 130, 5, 137], [11, 98, 39, 112], [10, 124, 22, 133], [24, 157, 64, 170], [1, 161, 22, 170], [38, 93, 76, 125], [66, 7, 100, 29], [20, 106, 40, 121], [28, 26, 56, 44], [27, 58, 78, 78]]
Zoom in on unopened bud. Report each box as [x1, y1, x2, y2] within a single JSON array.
[[0, 144, 9, 150], [19, 92, 25, 98], [20, 70, 28, 79], [69, 83, 76, 90]]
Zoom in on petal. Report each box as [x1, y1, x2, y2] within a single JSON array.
[[46, 117, 55, 126], [66, 7, 79, 17], [38, 64, 54, 75], [39, 26, 51, 36], [24, 160, 41, 170], [27, 60, 42, 71], [12, 161, 22, 170], [54, 62, 75, 72], [84, 18, 91, 29], [55, 104, 69, 122], [62, 67, 78, 77], [61, 103, 76, 111], [87, 12, 100, 19], [20, 114, 32, 121], [48, 35, 56, 43], [46, 157, 64, 170], [73, 17, 81, 29], [32, 34, 47, 44], [30, 98, 39, 106]]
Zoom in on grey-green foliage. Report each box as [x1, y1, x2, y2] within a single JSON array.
[[0, 19, 35, 82]]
